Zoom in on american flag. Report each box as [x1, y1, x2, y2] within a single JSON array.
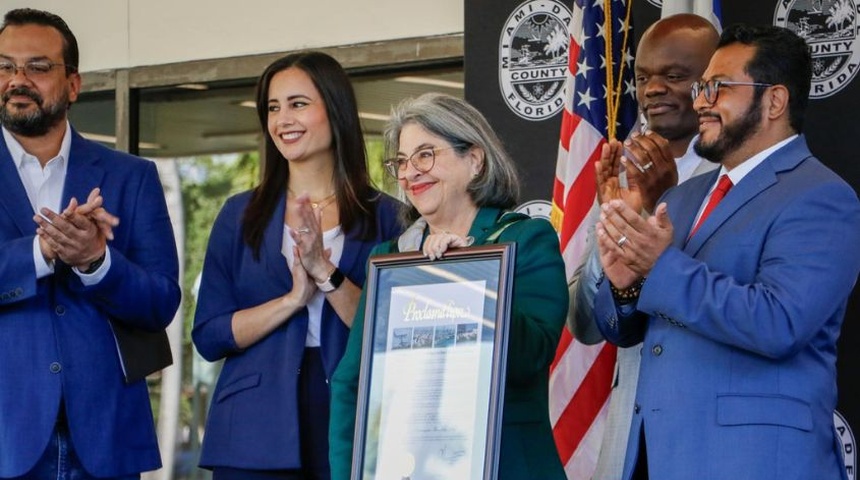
[[548, 0, 637, 478], [661, 0, 722, 28]]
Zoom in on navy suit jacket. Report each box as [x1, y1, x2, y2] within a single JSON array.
[[0, 130, 181, 477], [596, 136, 860, 480], [192, 190, 401, 468]]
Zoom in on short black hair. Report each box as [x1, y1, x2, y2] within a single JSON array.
[[718, 24, 810, 132], [0, 8, 79, 71]]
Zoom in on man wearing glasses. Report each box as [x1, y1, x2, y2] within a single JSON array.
[[566, 13, 718, 479], [0, 8, 180, 479], [592, 23, 860, 480]]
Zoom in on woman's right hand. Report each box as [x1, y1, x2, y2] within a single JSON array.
[[289, 194, 334, 282]]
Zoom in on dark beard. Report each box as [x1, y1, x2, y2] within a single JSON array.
[[694, 92, 764, 164], [0, 87, 69, 137]]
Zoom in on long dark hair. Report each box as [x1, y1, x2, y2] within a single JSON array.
[[242, 51, 377, 258]]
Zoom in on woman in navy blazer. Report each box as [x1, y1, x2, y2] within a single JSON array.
[[192, 52, 401, 479]]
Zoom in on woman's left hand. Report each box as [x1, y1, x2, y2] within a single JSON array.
[[289, 246, 318, 307], [290, 194, 334, 282], [422, 232, 473, 260]]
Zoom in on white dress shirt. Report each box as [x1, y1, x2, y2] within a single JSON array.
[[4, 124, 111, 284], [690, 135, 798, 227]]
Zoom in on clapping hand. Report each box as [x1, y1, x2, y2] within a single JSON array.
[[596, 132, 678, 214], [34, 187, 119, 269], [596, 199, 674, 288]]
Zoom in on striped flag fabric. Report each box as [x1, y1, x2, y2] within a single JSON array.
[[660, 0, 722, 29], [548, 0, 637, 478]]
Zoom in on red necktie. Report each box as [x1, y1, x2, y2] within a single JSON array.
[[689, 174, 733, 237]]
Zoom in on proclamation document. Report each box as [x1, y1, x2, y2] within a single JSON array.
[[354, 246, 514, 480], [365, 280, 493, 479]]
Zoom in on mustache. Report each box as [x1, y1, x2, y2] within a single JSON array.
[[2, 87, 43, 105], [698, 111, 720, 120]]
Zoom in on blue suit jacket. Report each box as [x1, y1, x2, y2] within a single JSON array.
[[192, 190, 401, 469], [0, 130, 181, 477], [595, 136, 860, 480]]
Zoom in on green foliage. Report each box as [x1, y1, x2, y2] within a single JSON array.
[[180, 152, 259, 346], [366, 136, 400, 197], [146, 152, 260, 467]]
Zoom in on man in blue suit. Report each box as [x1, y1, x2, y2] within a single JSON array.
[[0, 8, 180, 479], [593, 24, 860, 479], [567, 14, 719, 479]]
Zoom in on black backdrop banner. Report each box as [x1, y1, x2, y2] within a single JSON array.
[[465, 0, 859, 474]]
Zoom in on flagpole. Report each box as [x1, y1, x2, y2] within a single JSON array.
[[604, 0, 616, 138], [605, 0, 635, 140]]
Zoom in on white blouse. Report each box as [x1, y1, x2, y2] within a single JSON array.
[[282, 224, 344, 347]]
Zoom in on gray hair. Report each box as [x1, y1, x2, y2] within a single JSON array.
[[384, 93, 520, 223]]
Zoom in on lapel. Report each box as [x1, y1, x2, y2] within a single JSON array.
[[0, 129, 105, 235], [673, 170, 716, 250], [394, 207, 503, 253], [0, 134, 36, 235], [690, 158, 719, 178], [469, 207, 504, 244], [260, 194, 375, 288], [683, 136, 812, 256], [263, 191, 292, 291], [339, 223, 370, 279], [63, 129, 106, 209]]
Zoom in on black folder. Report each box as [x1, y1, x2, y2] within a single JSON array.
[[108, 319, 173, 384]]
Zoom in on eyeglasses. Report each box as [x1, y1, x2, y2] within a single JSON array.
[[383, 145, 460, 179], [691, 79, 773, 103], [0, 61, 77, 80]]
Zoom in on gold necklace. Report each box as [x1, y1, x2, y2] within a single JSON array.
[[288, 188, 336, 210], [311, 194, 337, 210]]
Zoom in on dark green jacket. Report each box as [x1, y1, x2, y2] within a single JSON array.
[[329, 207, 568, 479]]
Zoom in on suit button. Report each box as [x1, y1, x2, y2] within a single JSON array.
[[55, 305, 65, 316], [634, 404, 641, 414], [49, 362, 62, 374], [652, 345, 663, 356]]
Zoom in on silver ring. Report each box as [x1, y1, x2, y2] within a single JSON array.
[[296, 227, 310, 234], [642, 162, 654, 171], [617, 235, 628, 248]]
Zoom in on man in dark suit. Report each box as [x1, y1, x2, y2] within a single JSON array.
[[594, 24, 860, 479], [0, 8, 180, 479]]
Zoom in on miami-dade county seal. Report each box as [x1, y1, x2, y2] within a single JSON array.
[[499, 0, 572, 121], [834, 410, 856, 480], [774, 0, 860, 98]]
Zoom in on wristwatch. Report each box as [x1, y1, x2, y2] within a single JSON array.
[[80, 252, 106, 275], [315, 267, 345, 293]]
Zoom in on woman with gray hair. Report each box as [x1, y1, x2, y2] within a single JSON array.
[[329, 93, 568, 479]]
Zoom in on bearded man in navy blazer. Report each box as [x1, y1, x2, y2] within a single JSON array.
[[593, 24, 860, 480], [0, 8, 180, 479]]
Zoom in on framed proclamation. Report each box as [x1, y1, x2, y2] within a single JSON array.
[[351, 243, 517, 480]]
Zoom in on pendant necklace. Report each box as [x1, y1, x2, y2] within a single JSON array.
[[288, 188, 336, 210]]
